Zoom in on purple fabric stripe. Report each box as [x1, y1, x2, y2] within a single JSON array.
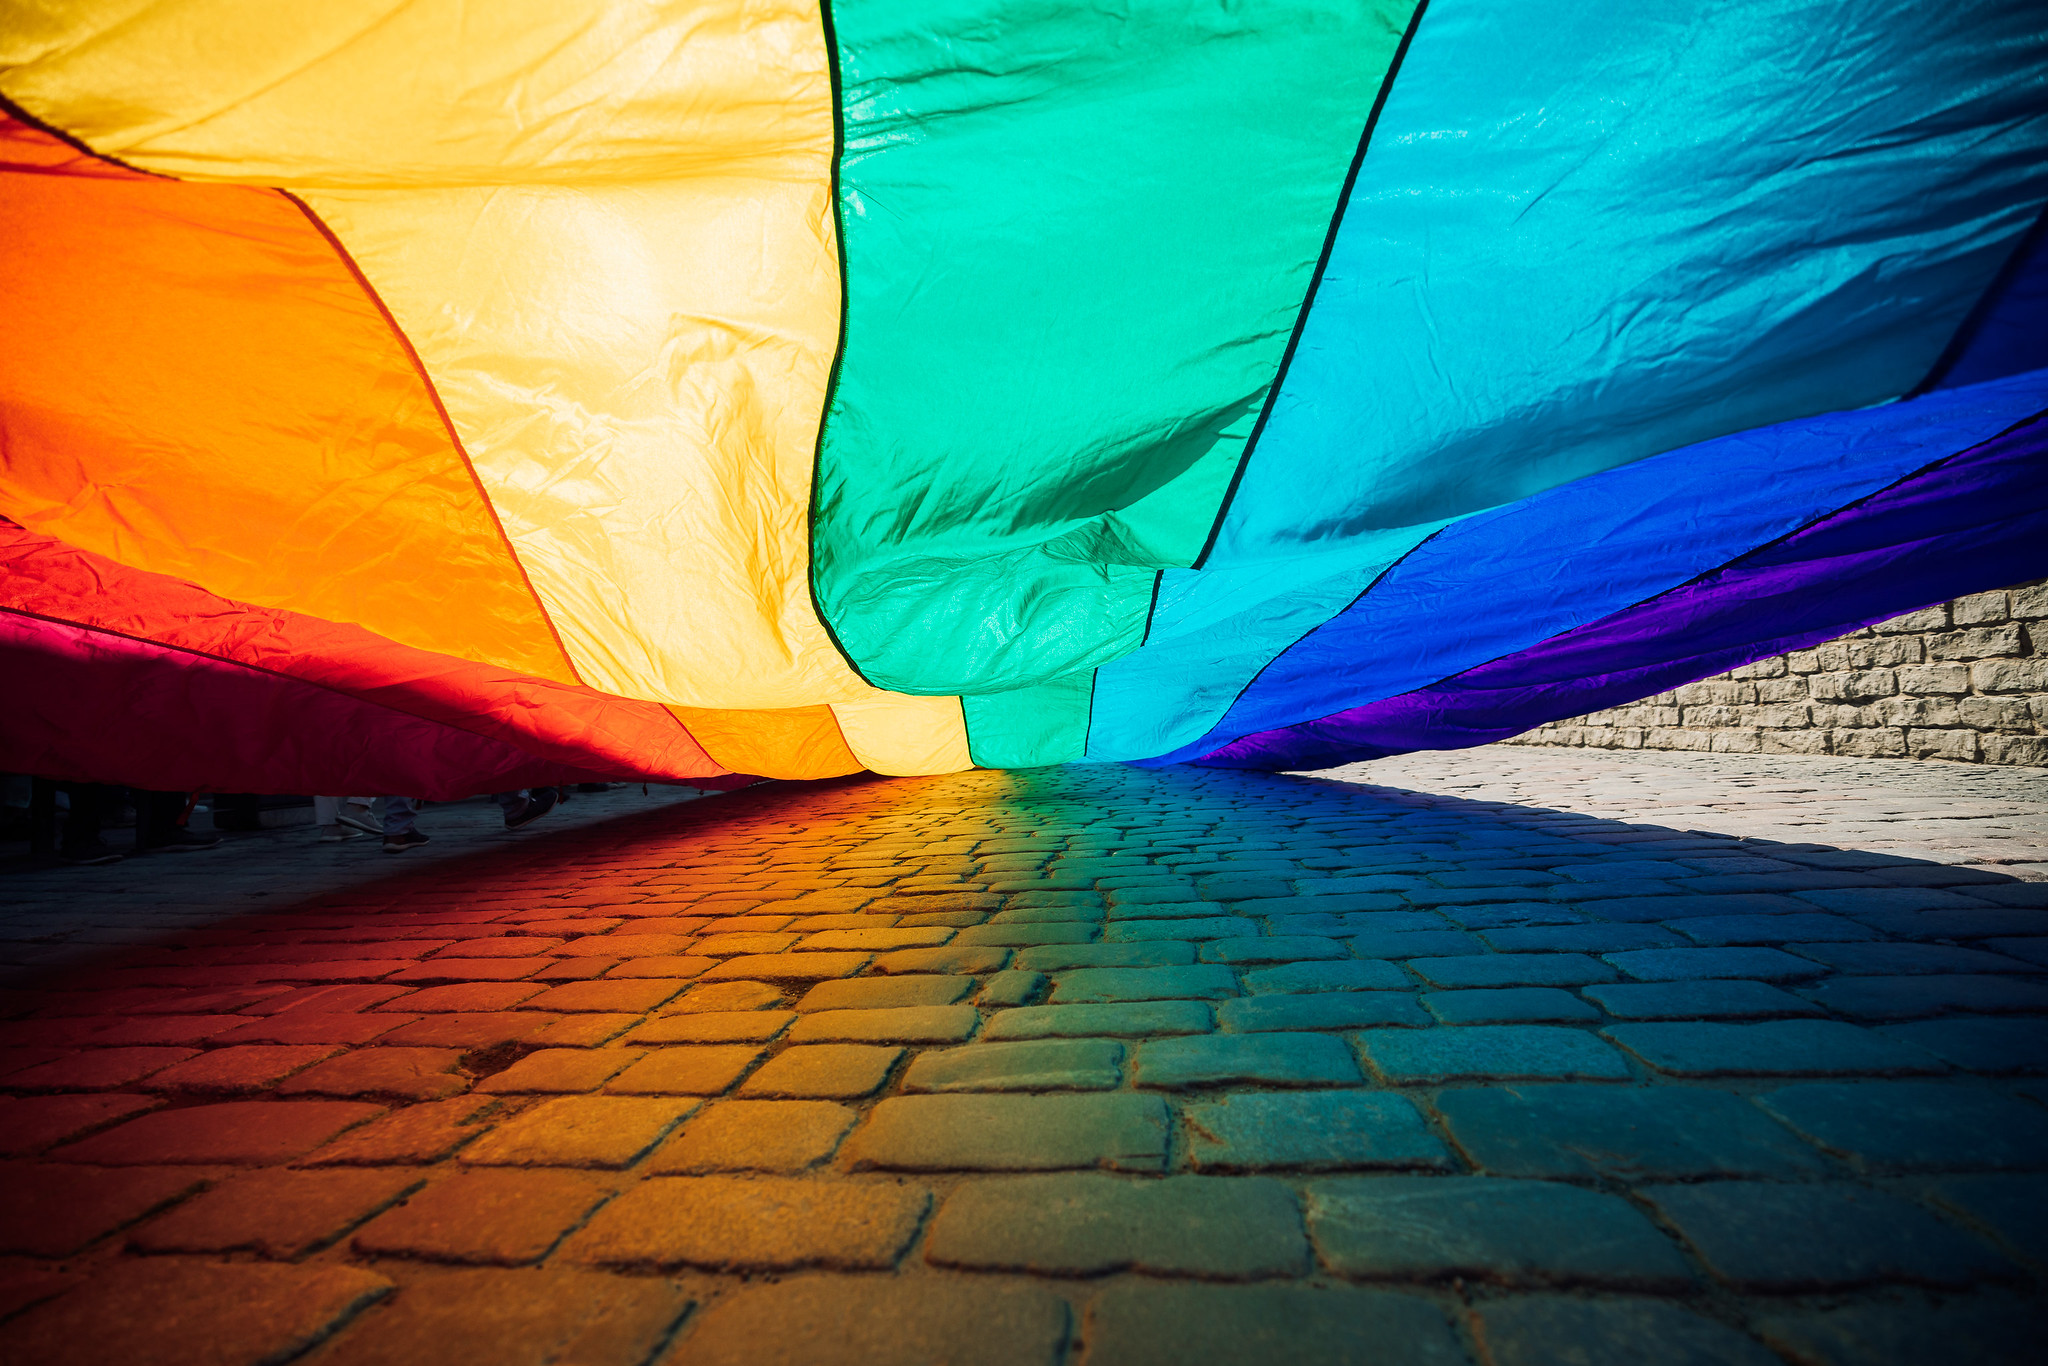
[[1194, 413, 2048, 770]]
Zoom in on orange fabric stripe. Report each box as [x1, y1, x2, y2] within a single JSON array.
[[667, 705, 864, 782], [0, 117, 575, 684]]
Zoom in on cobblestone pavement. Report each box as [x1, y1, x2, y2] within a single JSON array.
[[1, 752, 2044, 1365]]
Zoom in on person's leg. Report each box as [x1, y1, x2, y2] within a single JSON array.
[[494, 787, 558, 830], [57, 782, 121, 864], [383, 796, 419, 837], [337, 797, 378, 834], [28, 777, 57, 860], [136, 790, 220, 851], [382, 796, 429, 852], [314, 796, 360, 842]]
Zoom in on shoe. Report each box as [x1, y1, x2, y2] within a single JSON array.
[[383, 829, 430, 853], [504, 787, 559, 830], [319, 826, 362, 842], [58, 841, 124, 866], [139, 829, 222, 852], [336, 807, 379, 836]]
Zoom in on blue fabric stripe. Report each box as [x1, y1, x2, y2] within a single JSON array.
[[1086, 524, 1447, 760], [1142, 368, 2048, 765], [1935, 209, 2048, 391]]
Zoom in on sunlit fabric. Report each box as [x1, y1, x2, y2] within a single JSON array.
[[3, 0, 2044, 793]]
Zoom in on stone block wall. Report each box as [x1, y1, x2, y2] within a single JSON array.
[[1503, 579, 2048, 765]]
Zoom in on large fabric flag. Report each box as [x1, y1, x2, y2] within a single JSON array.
[[3, 0, 2044, 794]]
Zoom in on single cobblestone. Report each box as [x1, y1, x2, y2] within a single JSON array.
[[1639, 1180, 2015, 1289], [316, 1269, 689, 1366], [351, 1168, 614, 1264], [643, 1099, 856, 1173], [50, 1099, 384, 1164], [786, 1004, 979, 1044], [457, 1096, 692, 1168], [1422, 988, 1600, 1024], [984, 1001, 1214, 1039], [566, 1174, 928, 1271], [1435, 1085, 1827, 1179], [0, 1260, 391, 1366], [1218, 992, 1430, 1032], [1878, 1016, 2048, 1073], [1306, 1176, 1694, 1289], [902, 1039, 1123, 1092], [1581, 980, 1825, 1019], [0, 1093, 158, 1156], [925, 1173, 1307, 1278], [844, 1094, 1171, 1172], [1756, 1082, 2048, 1171], [1133, 1033, 1363, 1089], [1182, 1092, 1454, 1171], [1753, 1296, 2041, 1366], [1361, 1025, 1632, 1084], [1796, 974, 2048, 1018], [677, 1277, 1069, 1366], [1047, 965, 1238, 1003], [0, 1163, 208, 1256], [1472, 1297, 1781, 1366], [737, 1043, 903, 1098], [127, 1166, 419, 1257], [299, 1097, 496, 1165], [1243, 960, 1410, 993], [1083, 1283, 1465, 1366], [1601, 946, 1824, 981], [473, 1047, 641, 1094], [1603, 1020, 1948, 1077], [603, 1045, 763, 1095], [1918, 1174, 2048, 1264]]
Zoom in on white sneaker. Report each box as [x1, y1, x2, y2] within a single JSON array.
[[319, 826, 362, 842], [336, 807, 379, 836]]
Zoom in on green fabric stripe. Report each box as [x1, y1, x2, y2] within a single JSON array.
[[963, 671, 1095, 768], [811, 0, 1420, 697]]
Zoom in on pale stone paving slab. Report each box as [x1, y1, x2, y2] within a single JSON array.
[[0, 754, 2042, 1361]]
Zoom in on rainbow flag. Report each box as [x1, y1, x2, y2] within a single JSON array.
[[3, 0, 2044, 792]]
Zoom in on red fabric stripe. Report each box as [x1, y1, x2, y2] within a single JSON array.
[[0, 523, 743, 797]]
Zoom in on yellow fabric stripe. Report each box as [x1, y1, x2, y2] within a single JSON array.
[[831, 696, 976, 778], [1, 0, 972, 775]]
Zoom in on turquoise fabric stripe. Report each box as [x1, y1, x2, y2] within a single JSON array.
[[1204, 0, 2048, 569], [1085, 525, 1448, 760]]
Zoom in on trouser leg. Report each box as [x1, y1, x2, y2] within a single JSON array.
[[383, 796, 419, 838], [136, 790, 190, 847], [58, 782, 111, 852]]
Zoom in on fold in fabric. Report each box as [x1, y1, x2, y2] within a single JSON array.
[[1198, 407, 2048, 769]]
